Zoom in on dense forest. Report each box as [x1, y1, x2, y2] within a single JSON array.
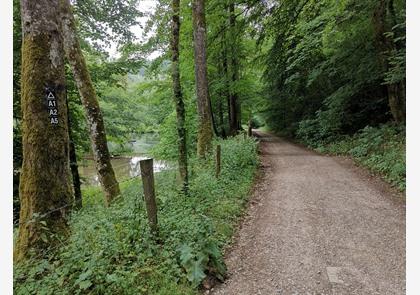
[[13, 0, 405, 293]]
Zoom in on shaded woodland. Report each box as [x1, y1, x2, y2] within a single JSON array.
[[13, 0, 405, 292]]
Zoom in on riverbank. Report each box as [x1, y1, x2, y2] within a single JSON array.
[[78, 133, 163, 186], [14, 135, 259, 294]]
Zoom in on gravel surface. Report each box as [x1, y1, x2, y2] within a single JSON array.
[[210, 131, 405, 295]]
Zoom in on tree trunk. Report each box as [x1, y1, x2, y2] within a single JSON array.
[[171, 0, 188, 192], [68, 121, 82, 209], [69, 137, 82, 208], [221, 39, 231, 135], [60, 0, 120, 205], [228, 2, 241, 134], [65, 95, 82, 208], [192, 0, 213, 157], [209, 94, 220, 137], [15, 0, 73, 262], [217, 82, 226, 138], [372, 0, 405, 123]]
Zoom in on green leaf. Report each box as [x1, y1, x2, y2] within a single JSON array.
[[40, 233, 48, 243], [203, 241, 221, 259], [186, 259, 206, 287], [106, 273, 118, 283], [78, 280, 92, 290], [75, 269, 92, 287], [178, 244, 194, 266]]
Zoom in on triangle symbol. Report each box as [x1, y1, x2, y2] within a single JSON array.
[[47, 92, 55, 99]]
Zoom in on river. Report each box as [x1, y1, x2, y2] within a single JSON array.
[[78, 133, 169, 186]]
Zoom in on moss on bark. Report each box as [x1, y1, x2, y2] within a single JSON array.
[[171, 0, 188, 191], [192, 0, 213, 157], [15, 4, 73, 261], [60, 0, 120, 205]]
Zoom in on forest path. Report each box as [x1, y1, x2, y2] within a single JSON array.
[[210, 130, 405, 295]]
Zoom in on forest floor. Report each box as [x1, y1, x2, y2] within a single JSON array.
[[209, 130, 405, 295]]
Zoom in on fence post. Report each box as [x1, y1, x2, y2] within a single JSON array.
[[140, 158, 158, 234], [216, 145, 221, 178], [248, 118, 252, 137]]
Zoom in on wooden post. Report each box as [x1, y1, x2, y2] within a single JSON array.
[[140, 158, 158, 234], [216, 145, 221, 178], [248, 118, 252, 137]]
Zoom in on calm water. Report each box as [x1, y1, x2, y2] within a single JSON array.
[[79, 133, 169, 186]]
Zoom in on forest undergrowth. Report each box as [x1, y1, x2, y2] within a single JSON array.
[[298, 123, 406, 191], [14, 135, 259, 295]]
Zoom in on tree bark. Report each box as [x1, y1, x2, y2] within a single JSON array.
[[59, 0, 120, 205], [69, 137, 82, 208], [192, 0, 213, 157], [15, 0, 73, 262], [65, 95, 82, 208], [228, 2, 241, 134], [217, 83, 226, 138], [221, 38, 231, 135], [209, 94, 220, 137], [372, 0, 405, 123], [171, 0, 188, 192]]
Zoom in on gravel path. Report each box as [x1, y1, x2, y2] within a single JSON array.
[[210, 131, 405, 295]]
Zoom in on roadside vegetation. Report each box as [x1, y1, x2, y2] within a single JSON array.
[[14, 136, 258, 294], [261, 0, 406, 192], [13, 0, 405, 293], [298, 124, 405, 191]]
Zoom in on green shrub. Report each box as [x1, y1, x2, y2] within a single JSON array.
[[14, 135, 259, 294], [151, 103, 198, 161], [313, 124, 405, 191]]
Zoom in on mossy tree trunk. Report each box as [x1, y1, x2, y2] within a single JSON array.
[[59, 0, 120, 205], [192, 0, 213, 157], [373, 0, 405, 123], [171, 0, 188, 192], [15, 0, 73, 262]]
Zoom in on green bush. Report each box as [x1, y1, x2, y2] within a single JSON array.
[[313, 124, 405, 191], [151, 102, 198, 161], [14, 135, 259, 294]]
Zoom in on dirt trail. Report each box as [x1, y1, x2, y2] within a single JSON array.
[[210, 131, 405, 295]]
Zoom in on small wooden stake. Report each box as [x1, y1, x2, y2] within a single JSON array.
[[248, 118, 252, 137], [140, 158, 158, 234], [216, 145, 221, 178]]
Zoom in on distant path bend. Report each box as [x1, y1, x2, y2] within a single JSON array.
[[211, 130, 405, 295]]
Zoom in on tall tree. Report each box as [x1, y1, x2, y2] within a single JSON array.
[[228, 2, 240, 135], [373, 0, 405, 123], [60, 0, 120, 205], [222, 30, 231, 137], [171, 0, 188, 191], [192, 0, 213, 157], [15, 0, 73, 262]]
